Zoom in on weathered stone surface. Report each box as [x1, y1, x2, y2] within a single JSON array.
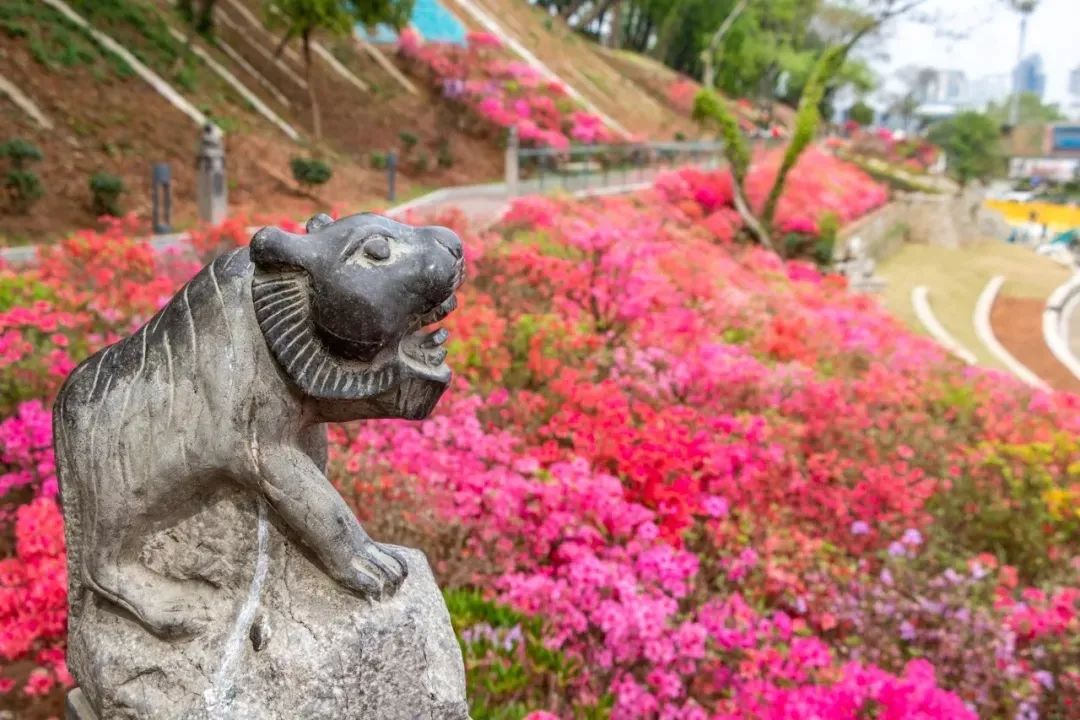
[[69, 493, 467, 719], [55, 213, 468, 719]]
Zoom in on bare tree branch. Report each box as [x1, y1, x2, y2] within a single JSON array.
[[701, 0, 750, 89]]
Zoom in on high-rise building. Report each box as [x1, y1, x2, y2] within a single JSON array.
[[1069, 65, 1080, 117], [970, 74, 1011, 110], [1013, 53, 1047, 99]]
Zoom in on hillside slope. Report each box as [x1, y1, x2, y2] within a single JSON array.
[[1, 0, 737, 242], [0, 0, 502, 241], [442, 0, 701, 140]]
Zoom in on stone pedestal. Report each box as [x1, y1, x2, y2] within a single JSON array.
[[66, 688, 96, 719], [66, 492, 468, 720]]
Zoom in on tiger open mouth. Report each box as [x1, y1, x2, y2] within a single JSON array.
[[399, 293, 458, 381]]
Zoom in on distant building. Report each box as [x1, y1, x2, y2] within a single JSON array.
[[1006, 123, 1080, 181], [910, 68, 971, 121], [970, 74, 1011, 110], [1069, 65, 1080, 118], [913, 69, 968, 105], [1013, 54, 1047, 99]]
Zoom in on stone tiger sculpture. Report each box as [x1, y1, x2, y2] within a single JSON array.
[[54, 212, 464, 640]]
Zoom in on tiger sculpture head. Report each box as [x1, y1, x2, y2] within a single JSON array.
[[250, 212, 465, 421]]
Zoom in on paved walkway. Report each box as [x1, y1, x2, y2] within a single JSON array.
[[0, 166, 671, 266], [1068, 294, 1080, 361]]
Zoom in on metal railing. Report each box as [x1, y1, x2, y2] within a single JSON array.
[[505, 139, 728, 198]]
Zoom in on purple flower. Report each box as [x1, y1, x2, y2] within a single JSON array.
[[901, 528, 923, 546], [879, 568, 894, 586], [503, 625, 524, 652], [1017, 701, 1039, 720], [888, 541, 906, 557], [850, 520, 870, 536], [703, 495, 729, 518], [1033, 670, 1054, 690], [900, 620, 916, 641]]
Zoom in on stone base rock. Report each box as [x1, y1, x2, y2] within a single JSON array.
[[66, 491, 468, 720]]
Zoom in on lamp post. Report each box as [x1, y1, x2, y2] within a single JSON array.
[[1006, 0, 1039, 130]]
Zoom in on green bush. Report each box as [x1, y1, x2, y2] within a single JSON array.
[[369, 151, 388, 170], [0, 138, 43, 169], [928, 435, 1080, 584], [398, 130, 419, 152], [89, 172, 125, 216], [290, 157, 333, 189], [848, 100, 874, 126], [437, 140, 454, 169], [444, 588, 602, 719], [1, 139, 45, 213], [815, 211, 841, 267], [412, 152, 430, 174], [3, 170, 44, 214]]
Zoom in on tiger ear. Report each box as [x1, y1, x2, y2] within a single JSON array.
[[305, 213, 334, 234]]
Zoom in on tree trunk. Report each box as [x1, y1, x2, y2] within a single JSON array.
[[560, 0, 589, 22], [274, 30, 293, 59], [701, 0, 749, 89], [731, 179, 773, 253], [195, 0, 216, 37], [575, 0, 615, 32], [302, 31, 321, 141], [608, 0, 622, 48], [178, 0, 195, 23]]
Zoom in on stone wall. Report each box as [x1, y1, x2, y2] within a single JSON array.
[[837, 187, 1012, 261]]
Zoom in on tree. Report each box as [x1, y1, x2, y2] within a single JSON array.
[[927, 111, 1002, 188], [986, 92, 1066, 126], [848, 99, 874, 125], [700, 0, 748, 90], [692, 45, 844, 255], [887, 91, 920, 130], [178, 0, 218, 38], [265, 0, 414, 140]]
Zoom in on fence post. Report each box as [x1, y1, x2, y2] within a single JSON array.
[[151, 163, 172, 235], [387, 151, 397, 202], [195, 123, 227, 225], [504, 126, 519, 198]]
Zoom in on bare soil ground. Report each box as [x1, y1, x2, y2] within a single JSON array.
[[877, 239, 1070, 371], [991, 294, 1080, 394], [0, 0, 502, 242], [218, 0, 502, 185]]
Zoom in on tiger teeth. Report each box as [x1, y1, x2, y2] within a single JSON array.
[[422, 328, 449, 348]]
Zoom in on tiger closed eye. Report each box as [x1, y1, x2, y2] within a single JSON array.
[[363, 236, 391, 261]]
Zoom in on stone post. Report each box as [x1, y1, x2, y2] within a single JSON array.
[[196, 122, 227, 226], [387, 151, 397, 202], [505, 126, 519, 198], [151, 163, 172, 235]]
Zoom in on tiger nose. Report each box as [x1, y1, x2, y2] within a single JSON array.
[[428, 226, 462, 259]]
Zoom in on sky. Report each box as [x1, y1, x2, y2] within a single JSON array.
[[866, 0, 1078, 111]]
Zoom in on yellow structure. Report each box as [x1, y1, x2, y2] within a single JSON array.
[[984, 199, 1080, 233]]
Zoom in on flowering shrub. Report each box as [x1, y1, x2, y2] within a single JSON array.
[[398, 29, 616, 150], [0, 153, 1078, 719], [844, 127, 941, 173]]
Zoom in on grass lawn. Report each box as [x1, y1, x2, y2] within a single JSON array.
[[876, 241, 1071, 370]]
